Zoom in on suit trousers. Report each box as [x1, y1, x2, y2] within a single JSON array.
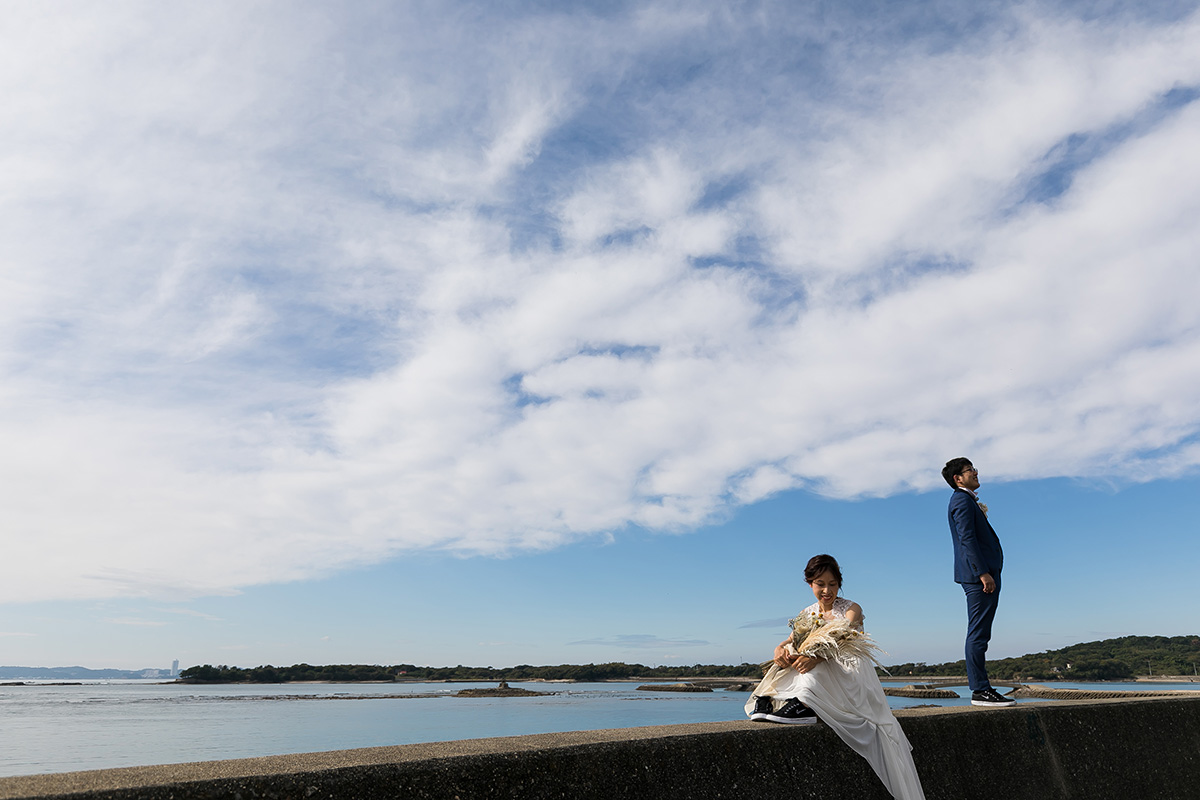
[[962, 573, 1001, 691]]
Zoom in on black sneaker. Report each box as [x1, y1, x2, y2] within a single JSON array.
[[971, 687, 1016, 707], [763, 697, 817, 725], [749, 695, 774, 721]]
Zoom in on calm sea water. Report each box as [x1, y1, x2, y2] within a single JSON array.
[[1, 679, 1197, 778]]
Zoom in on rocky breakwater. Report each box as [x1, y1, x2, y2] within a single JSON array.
[[883, 684, 963, 699], [1010, 684, 1197, 700], [454, 681, 553, 698]]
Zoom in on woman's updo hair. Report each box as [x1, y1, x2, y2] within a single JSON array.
[[804, 554, 843, 586]]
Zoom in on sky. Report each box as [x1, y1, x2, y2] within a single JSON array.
[[1, 0, 1199, 673]]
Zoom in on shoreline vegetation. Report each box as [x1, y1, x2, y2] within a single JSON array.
[[172, 635, 1200, 685]]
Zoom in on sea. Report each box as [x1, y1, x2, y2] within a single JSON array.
[[2, 679, 1198, 779]]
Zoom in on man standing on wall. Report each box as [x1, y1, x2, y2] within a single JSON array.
[[943, 457, 1015, 707]]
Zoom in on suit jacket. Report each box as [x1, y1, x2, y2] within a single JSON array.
[[948, 488, 1003, 584]]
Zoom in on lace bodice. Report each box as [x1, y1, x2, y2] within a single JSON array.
[[805, 596, 853, 619]]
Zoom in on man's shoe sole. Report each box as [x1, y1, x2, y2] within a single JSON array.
[[970, 699, 1015, 707], [749, 712, 772, 721]]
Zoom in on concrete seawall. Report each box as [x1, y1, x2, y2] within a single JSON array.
[[2, 696, 1198, 800]]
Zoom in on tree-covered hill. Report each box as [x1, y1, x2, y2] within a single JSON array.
[[883, 635, 1200, 681], [178, 635, 1200, 684]]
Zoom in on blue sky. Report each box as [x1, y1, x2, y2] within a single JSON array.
[[2, 0, 1199, 672]]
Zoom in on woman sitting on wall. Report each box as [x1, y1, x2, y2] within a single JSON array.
[[746, 553, 926, 800]]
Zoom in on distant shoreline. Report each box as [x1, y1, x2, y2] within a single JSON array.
[[168, 674, 1199, 686], [5, 674, 1197, 688]]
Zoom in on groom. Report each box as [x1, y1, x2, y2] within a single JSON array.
[[943, 457, 1014, 707]]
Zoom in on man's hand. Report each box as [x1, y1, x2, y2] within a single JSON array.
[[980, 573, 996, 593]]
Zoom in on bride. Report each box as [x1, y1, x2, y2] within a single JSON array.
[[745, 554, 927, 800]]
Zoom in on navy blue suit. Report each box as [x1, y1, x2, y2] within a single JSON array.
[[948, 488, 1004, 691]]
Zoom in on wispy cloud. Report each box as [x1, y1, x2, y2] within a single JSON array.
[[739, 618, 789, 630], [158, 608, 224, 622], [568, 635, 710, 649], [2, 2, 1199, 604], [103, 618, 168, 628]]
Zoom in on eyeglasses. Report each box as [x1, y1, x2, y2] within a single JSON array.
[[960, 466, 978, 474]]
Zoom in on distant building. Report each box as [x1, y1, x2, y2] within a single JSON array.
[[171, 660, 179, 677]]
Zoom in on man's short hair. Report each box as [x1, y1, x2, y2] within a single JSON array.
[[942, 457, 973, 488]]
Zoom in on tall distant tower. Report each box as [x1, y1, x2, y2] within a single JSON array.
[[172, 659, 180, 677]]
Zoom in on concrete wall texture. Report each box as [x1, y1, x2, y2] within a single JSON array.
[[2, 696, 1198, 800]]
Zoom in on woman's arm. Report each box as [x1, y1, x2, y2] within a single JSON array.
[[792, 653, 822, 673], [795, 604, 866, 672], [778, 642, 820, 673], [772, 638, 794, 669]]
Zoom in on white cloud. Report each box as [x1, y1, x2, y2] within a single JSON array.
[[1, 2, 1199, 603], [104, 618, 168, 628], [568, 635, 709, 649], [159, 608, 224, 622]]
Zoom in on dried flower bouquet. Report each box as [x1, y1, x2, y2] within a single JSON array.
[[760, 611, 885, 674]]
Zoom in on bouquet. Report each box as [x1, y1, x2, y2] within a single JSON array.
[[761, 611, 885, 673]]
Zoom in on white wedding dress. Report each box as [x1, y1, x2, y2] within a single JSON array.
[[745, 597, 927, 800]]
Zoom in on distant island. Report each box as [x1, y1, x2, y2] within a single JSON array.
[[885, 634, 1200, 681], [178, 661, 758, 683], [0, 665, 174, 681], [175, 635, 1200, 684]]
